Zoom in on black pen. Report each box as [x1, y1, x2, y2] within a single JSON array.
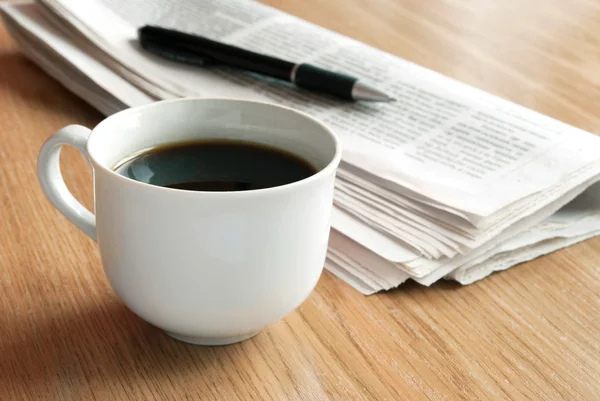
[[137, 25, 394, 102]]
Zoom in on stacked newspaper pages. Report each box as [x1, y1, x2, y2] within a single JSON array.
[[3, 0, 600, 295]]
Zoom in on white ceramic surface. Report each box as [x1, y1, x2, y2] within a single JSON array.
[[37, 98, 342, 346]]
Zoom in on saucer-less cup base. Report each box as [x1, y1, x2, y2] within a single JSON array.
[[36, 98, 342, 345], [166, 331, 260, 346]]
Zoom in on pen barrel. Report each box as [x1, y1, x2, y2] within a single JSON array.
[[293, 64, 357, 100], [139, 25, 295, 80]]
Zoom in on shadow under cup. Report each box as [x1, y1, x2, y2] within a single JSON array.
[[85, 98, 342, 345]]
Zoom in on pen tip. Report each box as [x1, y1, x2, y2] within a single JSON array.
[[352, 82, 394, 102]]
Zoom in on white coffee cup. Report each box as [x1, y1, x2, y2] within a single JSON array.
[[37, 98, 341, 345]]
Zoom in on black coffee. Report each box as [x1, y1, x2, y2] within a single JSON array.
[[113, 139, 317, 191]]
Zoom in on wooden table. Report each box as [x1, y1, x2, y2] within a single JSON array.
[[1, 0, 599, 399]]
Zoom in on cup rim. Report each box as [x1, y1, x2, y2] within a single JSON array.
[[87, 97, 342, 197]]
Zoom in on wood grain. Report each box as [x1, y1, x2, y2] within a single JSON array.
[[1, 0, 599, 399]]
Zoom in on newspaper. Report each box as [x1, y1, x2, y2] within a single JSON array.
[[2, 0, 600, 295], [0, 2, 155, 115], [328, 181, 600, 294]]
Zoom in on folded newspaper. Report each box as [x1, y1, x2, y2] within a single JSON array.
[[3, 0, 600, 295]]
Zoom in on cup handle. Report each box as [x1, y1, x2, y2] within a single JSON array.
[[37, 124, 97, 241]]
